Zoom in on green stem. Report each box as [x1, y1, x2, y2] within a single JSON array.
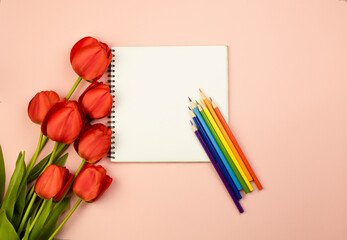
[[25, 186, 35, 206], [28, 200, 47, 233], [43, 142, 59, 172], [39, 136, 48, 151], [48, 198, 82, 240], [17, 193, 37, 235], [74, 159, 86, 180], [66, 76, 82, 100], [25, 132, 43, 177]]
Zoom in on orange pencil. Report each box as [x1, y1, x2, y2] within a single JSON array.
[[199, 89, 253, 181], [210, 97, 263, 190]]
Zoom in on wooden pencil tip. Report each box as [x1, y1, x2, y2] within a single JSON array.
[[195, 100, 199, 105], [199, 98, 203, 104], [199, 88, 202, 93], [190, 120, 193, 125], [188, 106, 191, 110], [188, 97, 192, 102], [209, 97, 213, 102]]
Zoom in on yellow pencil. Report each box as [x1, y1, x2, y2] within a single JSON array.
[[199, 99, 253, 192], [199, 89, 253, 181]]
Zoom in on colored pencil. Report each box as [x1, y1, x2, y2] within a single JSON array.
[[190, 121, 244, 213], [199, 100, 253, 192], [199, 89, 253, 181], [188, 98, 242, 191], [189, 110, 242, 200], [196, 102, 250, 193], [211, 98, 263, 190]]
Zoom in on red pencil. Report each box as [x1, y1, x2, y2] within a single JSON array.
[[210, 98, 263, 190]]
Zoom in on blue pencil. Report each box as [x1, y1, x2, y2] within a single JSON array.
[[190, 120, 244, 213], [189, 110, 242, 200], [189, 98, 242, 190]]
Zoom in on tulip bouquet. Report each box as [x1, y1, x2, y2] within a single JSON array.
[[0, 37, 114, 240]]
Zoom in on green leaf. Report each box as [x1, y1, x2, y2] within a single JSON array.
[[27, 154, 50, 183], [28, 198, 42, 219], [32, 197, 70, 240], [15, 152, 23, 166], [24, 186, 35, 207], [12, 160, 31, 229], [22, 216, 32, 240], [54, 153, 68, 167], [0, 145, 6, 202], [0, 209, 20, 240], [11, 182, 26, 229], [1, 152, 25, 221], [29, 199, 53, 240]]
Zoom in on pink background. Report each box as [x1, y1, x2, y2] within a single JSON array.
[[1, 0, 347, 239]]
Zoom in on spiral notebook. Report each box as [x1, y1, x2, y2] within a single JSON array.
[[108, 46, 229, 162]]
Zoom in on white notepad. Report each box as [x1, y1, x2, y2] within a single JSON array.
[[109, 46, 229, 162]]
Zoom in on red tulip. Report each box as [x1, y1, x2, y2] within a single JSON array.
[[78, 81, 113, 119], [74, 124, 112, 163], [70, 36, 113, 81], [41, 99, 85, 144], [73, 163, 112, 202], [35, 164, 73, 202], [28, 91, 60, 124]]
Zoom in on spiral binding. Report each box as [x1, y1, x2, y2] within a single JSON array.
[[107, 48, 116, 159]]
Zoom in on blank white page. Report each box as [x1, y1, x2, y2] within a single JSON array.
[[110, 46, 229, 162]]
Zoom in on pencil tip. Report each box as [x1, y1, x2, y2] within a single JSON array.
[[188, 106, 191, 110], [199, 88, 202, 93], [190, 120, 193, 125], [209, 97, 213, 102], [195, 100, 199, 105], [199, 98, 203, 104], [188, 97, 192, 102]]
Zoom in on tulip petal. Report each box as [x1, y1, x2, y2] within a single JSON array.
[[46, 101, 83, 144], [35, 165, 64, 200], [77, 124, 112, 163], [73, 124, 92, 153], [79, 81, 113, 119], [28, 91, 60, 124], [41, 100, 66, 136], [78, 81, 102, 104], [73, 164, 105, 202], [81, 88, 113, 119], [70, 37, 98, 63], [54, 172, 73, 202], [91, 174, 112, 202], [71, 43, 110, 81]]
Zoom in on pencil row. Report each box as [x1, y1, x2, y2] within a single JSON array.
[[188, 89, 262, 213]]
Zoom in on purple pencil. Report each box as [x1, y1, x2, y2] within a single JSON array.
[[190, 120, 244, 213]]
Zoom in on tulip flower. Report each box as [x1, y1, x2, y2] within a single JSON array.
[[35, 164, 73, 202], [41, 99, 85, 144], [78, 81, 113, 119], [28, 91, 60, 124], [70, 36, 113, 81], [74, 124, 112, 163], [73, 163, 112, 202]]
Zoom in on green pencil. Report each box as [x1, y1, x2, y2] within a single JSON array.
[[197, 102, 250, 193]]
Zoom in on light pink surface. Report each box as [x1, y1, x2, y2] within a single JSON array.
[[1, 0, 347, 239]]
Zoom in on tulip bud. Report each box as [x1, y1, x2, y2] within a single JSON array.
[[35, 164, 73, 202], [70, 36, 112, 81], [78, 81, 113, 119], [73, 163, 112, 202], [28, 91, 60, 124], [74, 124, 112, 163], [41, 99, 85, 144]]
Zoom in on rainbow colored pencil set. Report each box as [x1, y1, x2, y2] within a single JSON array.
[[189, 89, 262, 213]]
